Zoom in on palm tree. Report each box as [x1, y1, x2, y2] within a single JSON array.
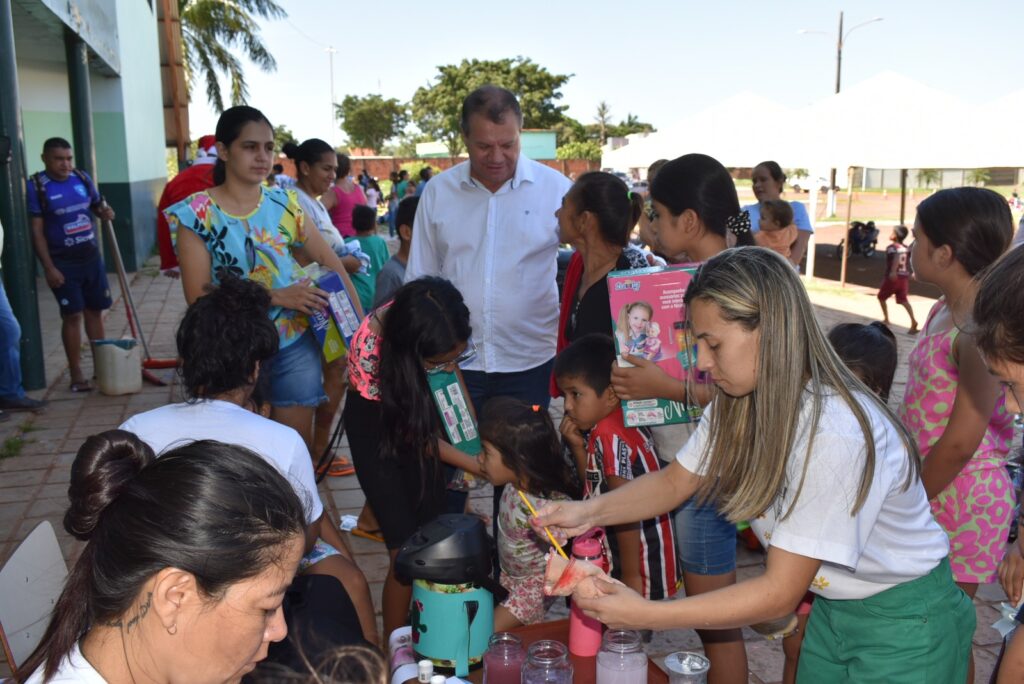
[[179, 0, 286, 113], [594, 101, 612, 145]]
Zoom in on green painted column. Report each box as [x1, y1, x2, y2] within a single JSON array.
[[64, 30, 97, 182], [0, 0, 45, 390]]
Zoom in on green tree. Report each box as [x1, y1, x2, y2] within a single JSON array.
[[273, 124, 295, 150], [966, 168, 991, 186], [552, 117, 586, 147], [609, 113, 655, 138], [335, 94, 409, 154], [412, 57, 572, 157], [594, 101, 612, 145], [179, 0, 285, 113], [556, 140, 602, 162], [916, 168, 941, 189]]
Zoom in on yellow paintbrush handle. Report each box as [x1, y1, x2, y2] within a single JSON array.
[[517, 489, 569, 560]]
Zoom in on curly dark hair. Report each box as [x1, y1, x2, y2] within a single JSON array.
[[480, 397, 582, 499], [176, 275, 279, 400]]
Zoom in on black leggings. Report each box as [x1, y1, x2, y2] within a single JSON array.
[[342, 390, 445, 550]]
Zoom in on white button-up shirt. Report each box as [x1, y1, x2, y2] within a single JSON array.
[[406, 158, 572, 373]]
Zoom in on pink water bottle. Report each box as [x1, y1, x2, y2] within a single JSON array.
[[568, 529, 608, 656]]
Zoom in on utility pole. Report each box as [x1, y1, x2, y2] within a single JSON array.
[[326, 46, 337, 146]]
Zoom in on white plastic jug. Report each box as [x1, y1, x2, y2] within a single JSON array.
[[93, 339, 142, 395]]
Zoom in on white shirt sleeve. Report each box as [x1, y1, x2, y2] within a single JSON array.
[[286, 435, 323, 524], [404, 182, 440, 282], [675, 410, 712, 476], [791, 201, 814, 233], [767, 425, 883, 571]]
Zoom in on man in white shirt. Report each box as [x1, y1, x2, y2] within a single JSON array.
[[406, 85, 572, 413]]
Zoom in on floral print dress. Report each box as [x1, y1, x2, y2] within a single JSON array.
[[497, 486, 571, 624], [165, 186, 310, 350], [899, 299, 1014, 583]]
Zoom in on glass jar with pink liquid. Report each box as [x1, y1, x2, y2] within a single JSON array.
[[482, 632, 525, 684]]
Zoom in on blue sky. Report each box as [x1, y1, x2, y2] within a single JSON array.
[[187, 0, 1024, 146]]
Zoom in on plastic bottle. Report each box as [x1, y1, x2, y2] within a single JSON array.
[[568, 532, 608, 656], [417, 659, 434, 682], [596, 629, 648, 684]]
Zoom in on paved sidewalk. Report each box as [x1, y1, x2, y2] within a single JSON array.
[[0, 261, 1011, 682]]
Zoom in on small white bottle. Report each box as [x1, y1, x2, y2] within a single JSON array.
[[417, 659, 434, 683]]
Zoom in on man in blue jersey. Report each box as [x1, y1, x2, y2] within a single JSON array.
[[27, 137, 115, 392]]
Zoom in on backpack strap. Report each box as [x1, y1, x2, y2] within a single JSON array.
[[30, 172, 47, 214], [72, 169, 101, 207]]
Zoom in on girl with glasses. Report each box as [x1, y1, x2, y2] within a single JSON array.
[[342, 277, 485, 639]]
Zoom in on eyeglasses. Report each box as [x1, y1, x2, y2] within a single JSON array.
[[424, 339, 477, 375]]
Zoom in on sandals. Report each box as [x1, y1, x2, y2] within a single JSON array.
[[317, 456, 355, 477], [70, 380, 94, 393], [351, 527, 385, 544]]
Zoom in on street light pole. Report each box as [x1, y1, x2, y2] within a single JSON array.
[[827, 11, 843, 216], [805, 12, 882, 216], [326, 46, 337, 147]]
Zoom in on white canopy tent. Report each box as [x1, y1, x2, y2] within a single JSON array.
[[604, 71, 1024, 172]]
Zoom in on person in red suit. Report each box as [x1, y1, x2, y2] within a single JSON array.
[[156, 135, 217, 277]]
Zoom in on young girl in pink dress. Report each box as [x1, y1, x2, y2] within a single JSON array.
[[478, 397, 582, 630], [898, 187, 1015, 681]]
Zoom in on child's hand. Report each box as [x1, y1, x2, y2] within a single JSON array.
[[999, 540, 1024, 605], [559, 415, 585, 451]]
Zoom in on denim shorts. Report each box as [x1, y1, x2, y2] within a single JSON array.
[[673, 496, 737, 575], [265, 330, 327, 408], [299, 539, 342, 572]]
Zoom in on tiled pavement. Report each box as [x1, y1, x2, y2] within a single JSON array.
[[0, 258, 1013, 682]]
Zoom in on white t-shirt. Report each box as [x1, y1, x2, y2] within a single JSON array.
[[24, 643, 105, 683], [294, 186, 344, 252], [120, 400, 323, 524], [677, 388, 948, 600], [405, 158, 573, 373]]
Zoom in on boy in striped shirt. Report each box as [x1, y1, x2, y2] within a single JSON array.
[[556, 333, 681, 601]]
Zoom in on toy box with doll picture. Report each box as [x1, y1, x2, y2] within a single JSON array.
[[607, 265, 703, 428]]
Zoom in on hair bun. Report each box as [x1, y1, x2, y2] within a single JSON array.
[[64, 430, 155, 541], [281, 141, 299, 159]]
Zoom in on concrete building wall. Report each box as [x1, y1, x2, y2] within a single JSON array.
[[16, 0, 167, 271]]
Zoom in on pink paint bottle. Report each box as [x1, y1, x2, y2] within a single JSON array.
[[568, 529, 608, 656]]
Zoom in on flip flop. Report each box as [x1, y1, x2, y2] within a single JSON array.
[[351, 527, 384, 543], [326, 456, 355, 477], [70, 380, 94, 393]]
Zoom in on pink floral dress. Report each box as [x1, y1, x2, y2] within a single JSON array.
[[497, 487, 570, 624], [898, 299, 1014, 583]]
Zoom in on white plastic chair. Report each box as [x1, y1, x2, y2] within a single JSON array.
[[0, 521, 68, 677]]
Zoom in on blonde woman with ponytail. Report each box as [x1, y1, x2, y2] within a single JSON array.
[[537, 247, 974, 683]]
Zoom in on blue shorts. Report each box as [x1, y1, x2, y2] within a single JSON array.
[[673, 497, 737, 576], [51, 257, 112, 316], [265, 330, 327, 408]]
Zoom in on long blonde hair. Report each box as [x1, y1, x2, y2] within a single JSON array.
[[683, 247, 919, 521], [616, 301, 654, 339]]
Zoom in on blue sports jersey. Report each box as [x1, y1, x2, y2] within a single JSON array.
[[26, 171, 101, 263]]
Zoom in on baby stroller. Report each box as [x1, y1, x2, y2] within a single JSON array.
[[834, 220, 879, 258]]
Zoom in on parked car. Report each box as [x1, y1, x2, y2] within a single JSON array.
[[789, 174, 835, 193]]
